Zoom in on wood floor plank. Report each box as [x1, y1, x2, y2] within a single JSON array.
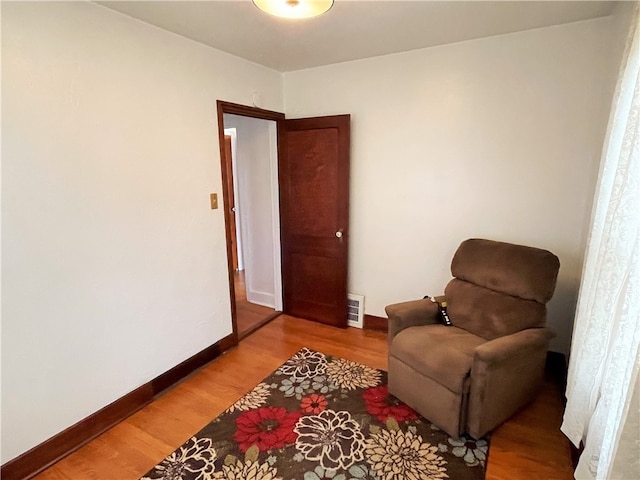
[[234, 270, 279, 338], [31, 314, 573, 480]]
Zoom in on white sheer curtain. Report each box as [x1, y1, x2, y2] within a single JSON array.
[[561, 5, 640, 480]]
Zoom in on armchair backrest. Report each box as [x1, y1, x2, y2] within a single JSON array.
[[444, 238, 560, 340]]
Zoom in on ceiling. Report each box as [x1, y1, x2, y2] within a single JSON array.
[[97, 1, 616, 72]]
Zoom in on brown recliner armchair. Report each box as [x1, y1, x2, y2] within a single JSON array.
[[386, 238, 560, 439]]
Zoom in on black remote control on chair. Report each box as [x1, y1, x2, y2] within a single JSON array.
[[438, 301, 453, 326]]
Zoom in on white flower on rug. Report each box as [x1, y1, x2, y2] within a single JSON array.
[[365, 429, 449, 480], [303, 465, 346, 480], [212, 458, 282, 480], [310, 375, 339, 395], [294, 409, 366, 470], [447, 437, 488, 467], [279, 376, 311, 399], [226, 382, 271, 413], [277, 347, 327, 378], [142, 436, 216, 480], [325, 358, 381, 391], [346, 464, 377, 479]]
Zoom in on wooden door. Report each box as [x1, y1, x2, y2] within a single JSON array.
[[278, 115, 350, 327], [223, 135, 239, 271]]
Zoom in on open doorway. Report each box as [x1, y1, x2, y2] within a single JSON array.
[[217, 101, 352, 337], [217, 101, 285, 340]]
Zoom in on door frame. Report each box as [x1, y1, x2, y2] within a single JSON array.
[[222, 133, 239, 271], [216, 100, 285, 340]]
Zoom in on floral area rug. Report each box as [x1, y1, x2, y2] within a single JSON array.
[[141, 348, 488, 480]]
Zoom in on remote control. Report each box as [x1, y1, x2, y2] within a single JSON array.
[[439, 301, 453, 326]]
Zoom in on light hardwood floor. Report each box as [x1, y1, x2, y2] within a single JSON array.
[[234, 270, 280, 339], [33, 315, 574, 480]]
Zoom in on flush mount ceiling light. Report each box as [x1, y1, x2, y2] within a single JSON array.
[[252, 0, 334, 19]]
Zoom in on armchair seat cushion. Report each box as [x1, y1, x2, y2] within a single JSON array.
[[390, 325, 486, 394]]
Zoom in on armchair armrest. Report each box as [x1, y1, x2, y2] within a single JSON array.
[[467, 327, 555, 438], [385, 298, 440, 345], [474, 327, 555, 364]]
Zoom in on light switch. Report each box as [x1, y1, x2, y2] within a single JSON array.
[[210, 193, 218, 210]]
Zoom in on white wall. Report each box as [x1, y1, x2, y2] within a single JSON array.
[[1, 1, 283, 463], [283, 17, 619, 354], [223, 114, 281, 308]]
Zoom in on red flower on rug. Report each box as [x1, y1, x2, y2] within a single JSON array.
[[233, 406, 301, 452], [300, 393, 328, 415], [362, 385, 419, 423]]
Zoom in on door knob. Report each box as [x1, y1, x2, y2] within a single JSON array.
[[335, 231, 343, 238]]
